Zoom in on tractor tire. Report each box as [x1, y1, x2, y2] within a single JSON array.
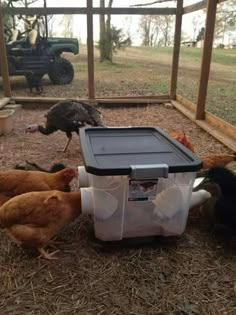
[[48, 58, 74, 85]]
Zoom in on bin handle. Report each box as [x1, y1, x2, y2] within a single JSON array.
[[130, 164, 169, 179]]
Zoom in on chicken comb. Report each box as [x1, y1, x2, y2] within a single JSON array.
[[169, 131, 195, 152], [180, 133, 188, 146]]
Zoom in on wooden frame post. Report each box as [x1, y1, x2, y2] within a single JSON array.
[[170, 0, 183, 99], [87, 0, 95, 99], [196, 0, 217, 120], [0, 9, 11, 97]]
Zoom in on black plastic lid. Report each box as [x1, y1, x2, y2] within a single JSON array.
[[79, 127, 202, 176]]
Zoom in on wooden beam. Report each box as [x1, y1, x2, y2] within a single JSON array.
[[176, 94, 196, 111], [94, 7, 176, 15], [93, 98, 167, 104], [194, 119, 236, 153], [183, 0, 228, 14], [2, 7, 176, 16], [0, 10, 11, 98], [105, 95, 170, 100], [176, 94, 236, 140], [170, 0, 183, 99], [172, 100, 236, 153], [205, 111, 236, 141], [12, 96, 170, 105], [87, 0, 95, 99], [196, 0, 217, 120]]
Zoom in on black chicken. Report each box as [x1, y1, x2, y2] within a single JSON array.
[[25, 99, 104, 152], [15, 160, 66, 173], [195, 166, 236, 231], [25, 72, 43, 94]]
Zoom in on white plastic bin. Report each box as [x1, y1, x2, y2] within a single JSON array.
[[80, 168, 196, 240], [79, 127, 202, 241]]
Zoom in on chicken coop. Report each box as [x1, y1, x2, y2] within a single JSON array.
[[0, 0, 235, 152], [0, 2, 236, 314]]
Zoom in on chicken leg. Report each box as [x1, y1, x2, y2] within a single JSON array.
[[38, 247, 60, 260]]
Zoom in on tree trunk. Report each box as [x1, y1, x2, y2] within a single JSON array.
[[106, 0, 113, 61], [99, 0, 106, 61], [99, 0, 113, 62]]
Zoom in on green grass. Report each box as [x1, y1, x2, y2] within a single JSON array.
[[130, 46, 236, 66], [111, 46, 235, 125], [211, 49, 236, 66], [96, 61, 136, 70]]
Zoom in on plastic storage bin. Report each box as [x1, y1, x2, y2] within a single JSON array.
[[79, 127, 202, 241]]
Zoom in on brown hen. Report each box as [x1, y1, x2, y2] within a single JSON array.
[[201, 154, 236, 169], [169, 131, 195, 152], [0, 194, 11, 207], [0, 190, 82, 259], [0, 167, 78, 198]]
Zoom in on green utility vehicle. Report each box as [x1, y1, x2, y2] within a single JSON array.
[[1, 21, 79, 85]]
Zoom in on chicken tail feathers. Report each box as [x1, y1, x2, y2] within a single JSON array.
[[25, 161, 48, 172], [14, 161, 48, 172]]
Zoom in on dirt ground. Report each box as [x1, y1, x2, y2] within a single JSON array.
[[0, 104, 236, 315]]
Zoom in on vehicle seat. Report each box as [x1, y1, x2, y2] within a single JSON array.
[[28, 29, 38, 48], [11, 29, 19, 42]]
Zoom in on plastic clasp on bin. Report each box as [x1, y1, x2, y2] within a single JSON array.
[[130, 164, 169, 179]]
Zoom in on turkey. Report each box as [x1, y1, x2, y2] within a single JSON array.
[[26, 100, 104, 152]]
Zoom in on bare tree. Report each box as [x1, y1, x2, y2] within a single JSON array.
[[131, 0, 176, 6], [18, 0, 38, 5], [158, 15, 174, 46], [99, 0, 131, 62], [139, 15, 160, 46], [61, 15, 74, 38], [191, 14, 202, 41], [99, 0, 114, 62], [123, 16, 133, 39], [214, 0, 236, 44], [99, 0, 106, 61], [139, 14, 174, 47]]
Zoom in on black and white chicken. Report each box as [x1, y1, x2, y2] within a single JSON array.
[[194, 166, 236, 231], [25, 99, 104, 152]]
